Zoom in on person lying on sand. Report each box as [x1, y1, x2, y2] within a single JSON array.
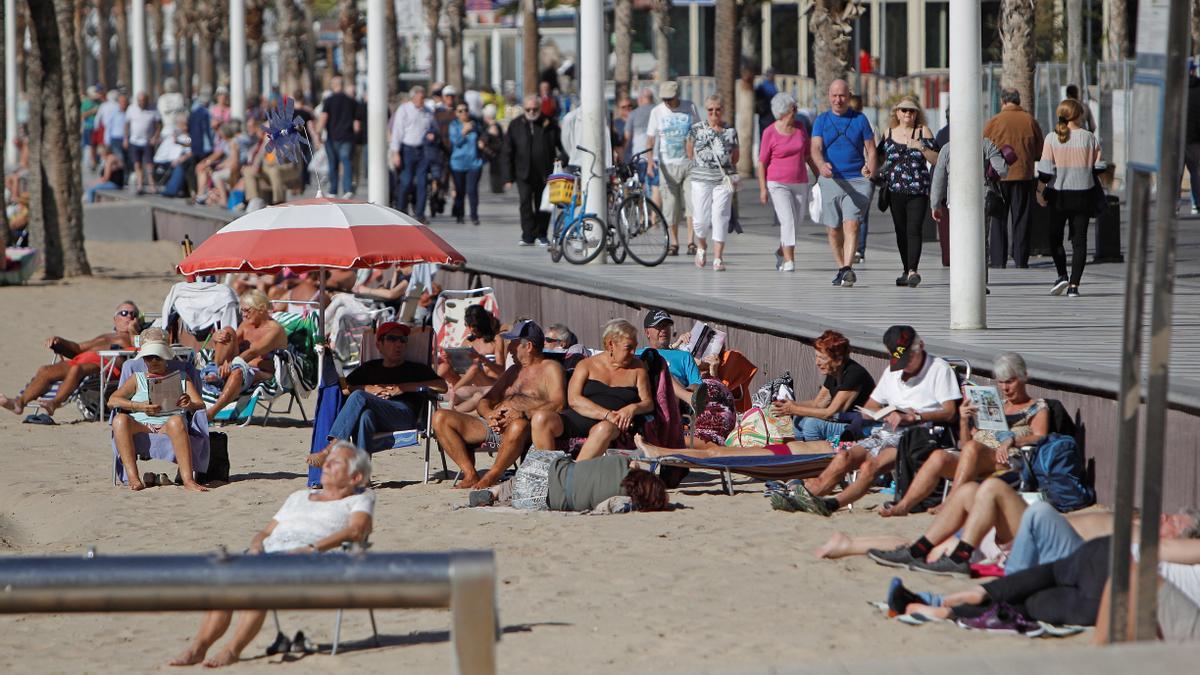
[[169, 441, 374, 668], [201, 290, 286, 421], [467, 451, 669, 513], [0, 301, 140, 421]]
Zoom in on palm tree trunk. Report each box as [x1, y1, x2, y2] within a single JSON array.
[[423, 0, 443, 85], [97, 0, 110, 88], [445, 0, 464, 92], [246, 0, 264, 98], [1066, 0, 1082, 88], [613, 0, 632, 101], [150, 0, 164, 94], [651, 0, 670, 81], [1106, 0, 1127, 64], [1193, 0, 1200, 58], [302, 0, 319, 99], [1001, 0, 1036, 116], [521, 0, 538, 95], [714, 0, 736, 109], [810, 0, 856, 109], [74, 0, 86, 94], [0, 0, 8, 249], [176, 0, 192, 98], [740, 1, 758, 66], [385, 0, 399, 105], [277, 0, 304, 97], [114, 0, 130, 88], [339, 0, 359, 84]]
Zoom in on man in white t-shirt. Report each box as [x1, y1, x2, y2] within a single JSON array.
[[645, 81, 699, 256], [125, 92, 162, 193], [787, 325, 961, 516]]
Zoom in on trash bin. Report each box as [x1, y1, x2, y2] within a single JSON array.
[[1092, 195, 1123, 263]]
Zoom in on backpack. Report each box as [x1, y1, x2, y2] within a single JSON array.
[[1020, 433, 1095, 512]]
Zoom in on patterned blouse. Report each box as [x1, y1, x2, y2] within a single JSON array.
[[973, 398, 1046, 450], [881, 128, 935, 195]]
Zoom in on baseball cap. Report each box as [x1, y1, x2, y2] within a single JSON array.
[[376, 322, 411, 339], [442, 85, 458, 96], [883, 325, 918, 371], [659, 81, 679, 100], [643, 309, 673, 329], [500, 320, 545, 350], [137, 341, 172, 361]]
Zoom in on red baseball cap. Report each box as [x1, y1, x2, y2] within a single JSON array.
[[376, 322, 411, 339]]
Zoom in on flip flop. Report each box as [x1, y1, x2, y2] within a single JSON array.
[[22, 413, 56, 425]]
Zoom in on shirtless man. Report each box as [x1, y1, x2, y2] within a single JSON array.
[[0, 301, 141, 420], [204, 290, 287, 421], [431, 320, 565, 489]]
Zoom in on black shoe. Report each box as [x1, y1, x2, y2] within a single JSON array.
[[265, 631, 291, 656], [840, 268, 856, 287], [832, 268, 846, 286], [471, 218, 480, 226], [1066, 286, 1080, 298], [868, 545, 919, 569], [908, 554, 971, 577], [907, 272, 921, 287], [1050, 275, 1069, 296], [895, 273, 909, 286], [455, 216, 464, 224]]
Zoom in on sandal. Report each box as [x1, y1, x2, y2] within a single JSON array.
[[265, 631, 291, 656], [686, 243, 697, 256], [667, 244, 679, 256]]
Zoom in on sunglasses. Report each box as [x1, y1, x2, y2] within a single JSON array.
[[524, 107, 539, 113], [706, 107, 722, 113], [115, 309, 137, 318], [143, 355, 164, 362], [381, 334, 408, 343], [897, 108, 917, 113], [456, 108, 469, 113], [545, 337, 565, 344]]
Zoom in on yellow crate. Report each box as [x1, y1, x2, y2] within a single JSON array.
[[547, 177, 575, 205]]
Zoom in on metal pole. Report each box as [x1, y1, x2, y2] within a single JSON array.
[[490, 29, 502, 90], [230, 0, 246, 119], [131, 0, 147, 97], [579, 0, 607, 262], [367, 0, 389, 205], [947, 0, 986, 329], [1133, 0, 1192, 641], [3, 0, 15, 167]]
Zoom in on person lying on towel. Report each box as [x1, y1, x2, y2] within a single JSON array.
[[202, 290, 287, 421], [466, 451, 669, 513]]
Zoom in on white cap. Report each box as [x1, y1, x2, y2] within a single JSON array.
[[137, 341, 172, 360], [441, 85, 458, 96]]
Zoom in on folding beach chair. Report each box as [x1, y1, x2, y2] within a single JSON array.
[[109, 357, 212, 485], [431, 287, 499, 369], [650, 453, 835, 495], [270, 540, 380, 656]]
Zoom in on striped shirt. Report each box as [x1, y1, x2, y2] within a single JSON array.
[[1040, 128, 1099, 192]]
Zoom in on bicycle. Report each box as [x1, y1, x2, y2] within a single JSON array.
[[548, 146, 624, 265], [609, 148, 669, 267]]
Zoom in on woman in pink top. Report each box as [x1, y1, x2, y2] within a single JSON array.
[[758, 93, 820, 271]]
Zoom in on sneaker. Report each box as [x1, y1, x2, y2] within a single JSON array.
[[1050, 275, 1069, 296], [789, 482, 833, 516], [780, 261, 795, 272], [471, 218, 480, 226], [774, 248, 783, 269], [831, 269, 846, 286], [713, 258, 725, 272], [908, 554, 971, 577], [518, 239, 534, 247], [868, 545, 919, 569], [907, 272, 921, 287], [695, 249, 706, 268], [895, 273, 909, 286], [956, 603, 1045, 636], [1066, 286, 1080, 298], [1192, 204, 1199, 216], [536, 238, 550, 247], [840, 268, 857, 287], [341, 191, 355, 199], [769, 491, 802, 512], [854, 251, 864, 264]]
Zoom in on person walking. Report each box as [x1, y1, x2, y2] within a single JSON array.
[[810, 79, 877, 287], [506, 94, 565, 246], [1183, 65, 1200, 215], [317, 76, 360, 198], [983, 88, 1043, 268], [645, 81, 700, 257], [877, 96, 938, 287], [389, 86, 434, 222], [126, 91, 162, 194], [686, 94, 739, 272], [758, 92, 817, 272], [1037, 99, 1101, 298], [449, 102, 484, 225], [481, 104, 507, 194]]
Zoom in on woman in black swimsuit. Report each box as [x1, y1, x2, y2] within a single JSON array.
[[531, 319, 654, 460]]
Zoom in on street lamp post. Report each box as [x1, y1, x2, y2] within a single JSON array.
[[230, 0, 246, 118], [947, 0, 986, 329], [367, 0, 388, 205]]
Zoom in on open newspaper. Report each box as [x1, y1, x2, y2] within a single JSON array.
[[147, 370, 184, 414], [965, 385, 1008, 432], [687, 322, 726, 361]]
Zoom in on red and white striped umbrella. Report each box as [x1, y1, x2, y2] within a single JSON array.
[[176, 198, 465, 275]]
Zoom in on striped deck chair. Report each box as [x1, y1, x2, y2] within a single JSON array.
[[431, 288, 499, 372]]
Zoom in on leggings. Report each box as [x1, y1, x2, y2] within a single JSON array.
[[1050, 190, 1092, 286], [766, 181, 809, 247], [889, 192, 928, 272]]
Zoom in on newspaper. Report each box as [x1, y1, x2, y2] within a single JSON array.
[[687, 322, 726, 361], [147, 370, 184, 414], [965, 385, 1008, 432]]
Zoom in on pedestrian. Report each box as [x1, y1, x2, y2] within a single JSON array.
[[754, 68, 778, 139], [105, 92, 130, 185], [428, 85, 460, 218], [156, 77, 187, 137], [125, 91, 161, 194], [1184, 64, 1200, 215], [613, 95, 632, 160], [1064, 84, 1097, 136], [209, 87, 232, 129], [505, 94, 565, 246], [389, 85, 433, 222], [847, 93, 872, 262], [625, 87, 658, 206], [645, 81, 700, 257], [983, 88, 1043, 268], [1037, 99, 1101, 298], [480, 104, 506, 194], [80, 86, 101, 171], [317, 76, 360, 198], [810, 79, 877, 287], [757, 92, 817, 272], [449, 101, 484, 225], [877, 95, 938, 287], [687, 94, 739, 272]]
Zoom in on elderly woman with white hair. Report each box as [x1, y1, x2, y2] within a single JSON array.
[[169, 441, 375, 668], [758, 92, 820, 272], [685, 94, 740, 271], [879, 351, 1051, 517]]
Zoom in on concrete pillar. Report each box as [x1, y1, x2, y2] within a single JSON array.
[[230, 0, 246, 118], [4, 0, 16, 167], [870, 0, 881, 59], [579, 0, 606, 262], [435, 38, 445, 83], [131, 0, 147, 96], [491, 29, 502, 88], [760, 3, 772, 72], [367, 0, 388, 205], [689, 4, 700, 76], [798, 13, 809, 79], [948, 0, 985, 328]]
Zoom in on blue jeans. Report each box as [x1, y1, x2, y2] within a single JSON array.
[[1005, 500, 1084, 574], [87, 181, 120, 203], [326, 139, 355, 195], [160, 164, 188, 197], [793, 416, 849, 443], [451, 168, 481, 220], [396, 145, 429, 218], [327, 390, 416, 451]]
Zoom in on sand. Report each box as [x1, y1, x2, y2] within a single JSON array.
[[0, 241, 1084, 673]]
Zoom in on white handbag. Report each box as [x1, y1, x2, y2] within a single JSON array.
[[808, 181, 823, 223]]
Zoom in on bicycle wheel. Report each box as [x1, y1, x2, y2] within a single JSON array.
[[548, 210, 565, 263], [618, 195, 669, 267], [607, 223, 626, 264], [561, 216, 606, 264]]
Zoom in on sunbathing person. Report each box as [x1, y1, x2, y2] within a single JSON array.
[[468, 451, 669, 513], [432, 320, 565, 488], [531, 319, 654, 461], [0, 300, 141, 421], [881, 351, 1049, 517], [202, 290, 287, 421], [788, 326, 961, 516], [168, 441, 374, 668], [108, 334, 208, 492], [770, 329, 875, 442], [1095, 536, 1200, 644], [441, 304, 507, 412], [638, 309, 703, 402], [309, 322, 446, 463]]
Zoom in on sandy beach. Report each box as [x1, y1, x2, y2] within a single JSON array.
[[0, 240, 1087, 673]]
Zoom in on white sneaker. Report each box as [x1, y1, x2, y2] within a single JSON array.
[[695, 249, 706, 268], [780, 261, 795, 272], [341, 191, 355, 199], [713, 258, 726, 272]]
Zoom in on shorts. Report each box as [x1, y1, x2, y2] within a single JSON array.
[[129, 143, 154, 166], [201, 358, 260, 395], [511, 449, 567, 511], [472, 416, 503, 449], [212, 168, 232, 187], [69, 351, 120, 377], [818, 176, 872, 227], [855, 426, 902, 458]]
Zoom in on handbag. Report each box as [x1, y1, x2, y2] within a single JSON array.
[[724, 406, 793, 448], [875, 130, 892, 212]]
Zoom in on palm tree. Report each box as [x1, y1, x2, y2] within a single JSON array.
[[73, 0, 87, 94], [385, 0, 400, 104], [1000, 0, 1035, 115], [246, 0, 267, 98], [714, 0, 736, 110], [96, 0, 110, 88], [807, 0, 860, 107], [613, 0, 632, 101], [27, 0, 91, 278], [0, 0, 8, 249], [1106, 0, 1127, 65], [521, 0, 537, 94], [150, 0, 165, 94], [445, 0, 465, 91], [174, 0, 193, 97], [114, 0, 130, 88], [276, 0, 306, 97], [423, 0, 443, 82], [1066, 0, 1081, 89], [650, 0, 669, 81], [194, 0, 226, 93], [339, 0, 361, 86]]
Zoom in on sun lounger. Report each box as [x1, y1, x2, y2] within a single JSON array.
[[651, 453, 835, 495]]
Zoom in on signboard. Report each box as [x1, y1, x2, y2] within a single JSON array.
[[1129, 0, 1170, 172]]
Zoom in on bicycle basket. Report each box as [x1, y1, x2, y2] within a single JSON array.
[[547, 174, 575, 205]]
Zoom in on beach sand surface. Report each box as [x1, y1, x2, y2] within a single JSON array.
[[0, 242, 1084, 673]]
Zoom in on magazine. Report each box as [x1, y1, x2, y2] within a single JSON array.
[[855, 404, 897, 421], [687, 322, 726, 361], [147, 370, 184, 414], [965, 385, 1009, 432], [444, 347, 480, 375]]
